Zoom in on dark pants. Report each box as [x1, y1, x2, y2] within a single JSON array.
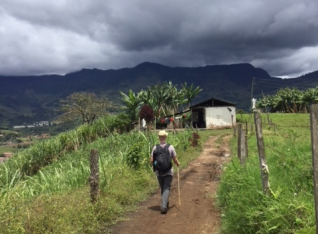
[[157, 175, 172, 209]]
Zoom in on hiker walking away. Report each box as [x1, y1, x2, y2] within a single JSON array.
[[150, 130, 180, 214]]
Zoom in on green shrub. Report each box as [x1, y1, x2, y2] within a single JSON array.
[[126, 142, 145, 170], [112, 113, 132, 133]]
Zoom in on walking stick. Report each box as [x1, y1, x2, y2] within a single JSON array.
[[178, 167, 181, 206]]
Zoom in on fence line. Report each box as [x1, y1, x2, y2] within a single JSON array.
[[237, 109, 318, 232]]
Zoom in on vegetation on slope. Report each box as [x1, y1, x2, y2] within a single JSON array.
[[0, 114, 207, 233], [218, 113, 314, 233], [257, 86, 318, 113]]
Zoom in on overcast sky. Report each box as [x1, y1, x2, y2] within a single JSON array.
[[1, 0, 318, 77]]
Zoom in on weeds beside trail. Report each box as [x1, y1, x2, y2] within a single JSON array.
[[109, 132, 232, 234], [3, 113, 312, 233], [0, 116, 212, 233], [218, 113, 315, 233]]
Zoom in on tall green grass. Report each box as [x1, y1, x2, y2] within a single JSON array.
[[0, 114, 213, 233], [0, 115, 119, 189], [218, 113, 314, 233]]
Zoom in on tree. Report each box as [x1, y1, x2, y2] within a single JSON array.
[[256, 87, 313, 113], [172, 89, 187, 113], [139, 105, 154, 123], [302, 87, 318, 112], [138, 89, 156, 113], [150, 82, 171, 117], [275, 88, 302, 113], [57, 92, 112, 125], [120, 90, 142, 122], [181, 82, 202, 109], [112, 113, 132, 133], [120, 81, 202, 121]]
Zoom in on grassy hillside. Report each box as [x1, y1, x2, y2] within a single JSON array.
[[0, 115, 215, 233], [1, 112, 316, 233], [218, 113, 314, 233]]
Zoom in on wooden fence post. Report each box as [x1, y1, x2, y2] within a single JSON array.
[[231, 115, 236, 137], [89, 149, 99, 203], [310, 104, 318, 234], [237, 124, 242, 160], [240, 128, 247, 166], [245, 121, 249, 158], [254, 111, 270, 194]]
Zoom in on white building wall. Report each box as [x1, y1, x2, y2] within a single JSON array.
[[205, 106, 236, 128]]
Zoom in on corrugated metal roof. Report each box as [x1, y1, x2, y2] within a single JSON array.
[[190, 97, 236, 108]]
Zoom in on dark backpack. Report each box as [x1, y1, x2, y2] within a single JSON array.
[[153, 144, 172, 175]]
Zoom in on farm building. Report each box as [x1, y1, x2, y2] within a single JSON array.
[[189, 97, 236, 129]]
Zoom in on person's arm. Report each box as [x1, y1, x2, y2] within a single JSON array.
[[173, 156, 180, 167], [169, 144, 180, 167], [150, 146, 156, 166]]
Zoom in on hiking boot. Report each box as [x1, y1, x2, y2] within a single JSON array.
[[160, 206, 167, 214]]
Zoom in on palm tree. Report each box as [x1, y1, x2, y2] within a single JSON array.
[[149, 82, 170, 117], [301, 87, 318, 112], [256, 95, 272, 110], [138, 89, 156, 112], [278, 88, 302, 113], [120, 90, 142, 122], [181, 82, 202, 109], [164, 81, 178, 115], [270, 94, 283, 112], [173, 89, 187, 113]]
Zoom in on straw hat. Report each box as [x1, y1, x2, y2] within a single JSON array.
[[158, 130, 168, 136]]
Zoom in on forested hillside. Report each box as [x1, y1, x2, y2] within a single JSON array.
[[1, 62, 318, 128]]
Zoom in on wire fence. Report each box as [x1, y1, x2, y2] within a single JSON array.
[[235, 109, 318, 232]]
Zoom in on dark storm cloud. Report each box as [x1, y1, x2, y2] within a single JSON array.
[[1, 0, 317, 77]]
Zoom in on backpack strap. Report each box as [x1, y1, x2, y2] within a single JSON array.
[[153, 143, 170, 157], [154, 144, 170, 159], [163, 143, 170, 152]]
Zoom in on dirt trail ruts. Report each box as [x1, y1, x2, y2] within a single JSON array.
[[108, 134, 231, 234]]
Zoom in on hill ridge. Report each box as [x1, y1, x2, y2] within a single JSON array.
[[0, 62, 318, 128]]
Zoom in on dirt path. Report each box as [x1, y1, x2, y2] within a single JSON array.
[[108, 134, 231, 234]]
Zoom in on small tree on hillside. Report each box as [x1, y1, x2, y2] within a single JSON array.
[[120, 90, 142, 122], [139, 105, 154, 123], [181, 82, 202, 109], [57, 92, 112, 125]]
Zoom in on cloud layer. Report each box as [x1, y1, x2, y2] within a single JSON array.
[[1, 0, 318, 77]]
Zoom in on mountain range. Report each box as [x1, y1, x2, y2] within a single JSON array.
[[1, 62, 318, 129]]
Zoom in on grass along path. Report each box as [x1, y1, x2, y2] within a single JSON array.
[[108, 132, 232, 234]]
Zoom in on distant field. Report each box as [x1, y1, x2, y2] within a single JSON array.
[[0, 141, 34, 155], [0, 145, 17, 154]]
